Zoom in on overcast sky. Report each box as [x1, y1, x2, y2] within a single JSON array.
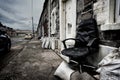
[[0, 0, 45, 30]]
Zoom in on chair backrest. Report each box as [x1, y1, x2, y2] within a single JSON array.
[[75, 18, 99, 50]]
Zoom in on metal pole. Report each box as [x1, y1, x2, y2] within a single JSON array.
[[32, 17, 34, 36], [31, 0, 34, 37]]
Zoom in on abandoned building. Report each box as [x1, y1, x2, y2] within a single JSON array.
[[37, 0, 120, 65]]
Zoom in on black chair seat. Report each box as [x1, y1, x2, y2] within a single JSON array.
[[61, 47, 89, 59]]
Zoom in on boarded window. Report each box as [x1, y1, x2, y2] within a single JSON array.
[[116, 0, 120, 22], [68, 23, 72, 34]]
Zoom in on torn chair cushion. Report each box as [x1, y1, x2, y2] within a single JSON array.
[[61, 47, 89, 60]]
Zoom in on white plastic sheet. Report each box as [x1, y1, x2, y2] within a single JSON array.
[[97, 49, 120, 80], [54, 61, 75, 80]]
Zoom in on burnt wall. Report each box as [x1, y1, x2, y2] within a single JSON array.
[[100, 30, 120, 47], [50, 0, 59, 38], [39, 1, 49, 37]]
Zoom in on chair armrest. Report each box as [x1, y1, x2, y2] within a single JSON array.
[[87, 38, 98, 47], [62, 38, 81, 49]]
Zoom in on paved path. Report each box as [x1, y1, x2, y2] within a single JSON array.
[[0, 42, 25, 71], [0, 40, 62, 80]]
